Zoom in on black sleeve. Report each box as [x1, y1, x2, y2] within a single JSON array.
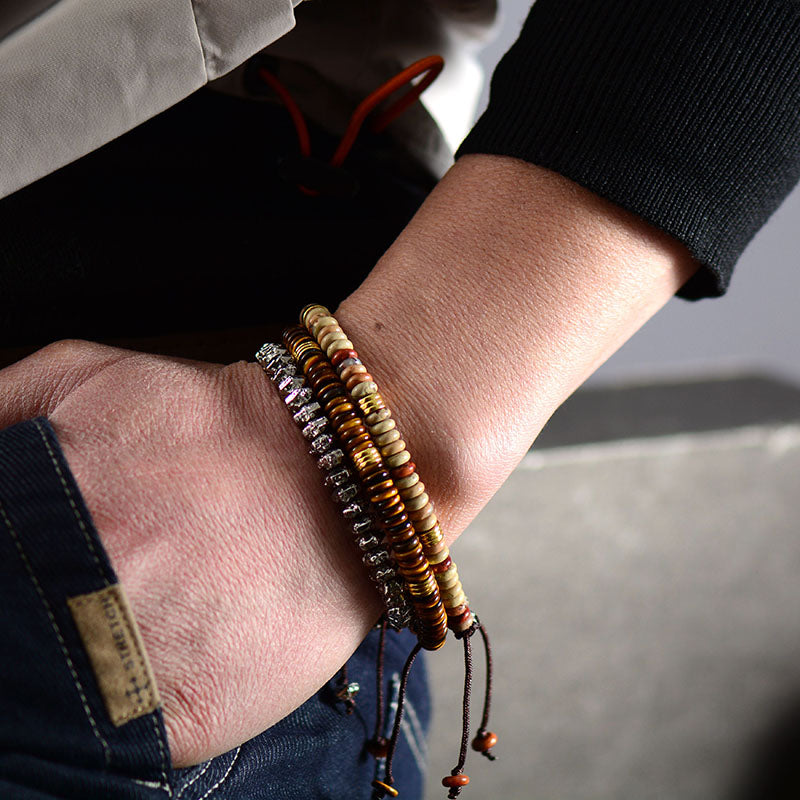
[[456, 0, 800, 300]]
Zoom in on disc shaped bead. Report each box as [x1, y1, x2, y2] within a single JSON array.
[[394, 473, 420, 489], [386, 450, 412, 468], [352, 380, 379, 398], [327, 339, 354, 354], [442, 774, 470, 788]]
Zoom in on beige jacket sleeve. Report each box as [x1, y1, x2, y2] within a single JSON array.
[[0, 0, 300, 199]]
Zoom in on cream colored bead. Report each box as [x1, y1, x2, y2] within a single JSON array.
[[327, 339, 354, 355], [371, 418, 397, 435], [351, 380, 378, 398], [316, 323, 342, 341], [375, 429, 405, 456], [417, 515, 439, 532], [437, 571, 460, 590], [310, 315, 337, 336], [394, 473, 420, 490], [440, 586, 467, 606], [380, 439, 406, 457], [401, 480, 426, 500], [426, 544, 449, 563], [365, 408, 392, 426], [302, 305, 329, 328], [320, 330, 347, 350], [385, 450, 411, 468], [404, 492, 430, 511]]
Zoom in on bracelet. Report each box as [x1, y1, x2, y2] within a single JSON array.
[[256, 311, 497, 799], [255, 342, 413, 631], [300, 304, 473, 634]]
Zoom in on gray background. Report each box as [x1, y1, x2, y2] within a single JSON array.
[[473, 1, 800, 388]]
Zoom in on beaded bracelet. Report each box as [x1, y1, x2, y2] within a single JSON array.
[[256, 312, 498, 799], [299, 304, 473, 635], [256, 342, 413, 631]]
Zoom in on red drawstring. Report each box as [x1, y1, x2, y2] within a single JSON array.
[[258, 55, 444, 194]]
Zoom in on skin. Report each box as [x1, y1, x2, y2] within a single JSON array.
[[0, 154, 697, 766]]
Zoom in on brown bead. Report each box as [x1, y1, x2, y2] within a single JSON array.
[[471, 731, 498, 752], [366, 736, 390, 759], [450, 608, 474, 632], [391, 461, 416, 479], [330, 347, 358, 367], [345, 372, 373, 390], [431, 556, 452, 574], [442, 774, 469, 788]]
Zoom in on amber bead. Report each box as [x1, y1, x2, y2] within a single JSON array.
[[372, 779, 399, 797], [442, 774, 469, 788], [471, 731, 498, 752]]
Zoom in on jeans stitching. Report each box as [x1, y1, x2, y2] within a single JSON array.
[[176, 760, 213, 798], [197, 746, 240, 800], [151, 713, 173, 796], [0, 499, 112, 767], [33, 418, 109, 585]]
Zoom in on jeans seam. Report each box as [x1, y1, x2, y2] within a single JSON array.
[[0, 498, 112, 767], [176, 760, 212, 798], [33, 418, 110, 585], [151, 713, 173, 796], [197, 746, 240, 800]]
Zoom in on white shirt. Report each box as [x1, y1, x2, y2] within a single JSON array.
[[0, 0, 498, 199]]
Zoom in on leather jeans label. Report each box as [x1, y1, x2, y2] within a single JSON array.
[[67, 584, 160, 726]]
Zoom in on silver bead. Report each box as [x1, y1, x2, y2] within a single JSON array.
[[363, 549, 390, 568], [356, 532, 381, 550], [309, 433, 334, 455], [334, 483, 359, 503], [386, 607, 412, 631], [278, 375, 304, 395], [352, 517, 374, 537], [302, 417, 329, 439], [284, 387, 313, 409], [342, 501, 367, 519], [317, 449, 345, 470], [324, 467, 352, 487], [293, 402, 321, 424], [371, 566, 397, 584]]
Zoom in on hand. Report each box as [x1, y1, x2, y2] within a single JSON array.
[[0, 153, 697, 769], [0, 341, 383, 766]]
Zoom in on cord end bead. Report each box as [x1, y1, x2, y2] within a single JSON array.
[[471, 730, 498, 759], [366, 736, 390, 759], [372, 779, 399, 798]]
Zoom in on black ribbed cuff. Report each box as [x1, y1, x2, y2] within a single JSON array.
[[456, 0, 800, 299]]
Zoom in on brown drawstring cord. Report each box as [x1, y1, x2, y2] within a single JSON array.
[[372, 641, 422, 798], [442, 628, 475, 798], [473, 619, 497, 760], [367, 617, 390, 758]]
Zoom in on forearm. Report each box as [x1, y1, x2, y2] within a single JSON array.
[[336, 154, 697, 539]]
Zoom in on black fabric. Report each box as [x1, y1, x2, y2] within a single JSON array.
[[457, 0, 800, 299], [0, 88, 436, 350]]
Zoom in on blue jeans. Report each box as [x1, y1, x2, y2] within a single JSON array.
[[0, 418, 430, 799]]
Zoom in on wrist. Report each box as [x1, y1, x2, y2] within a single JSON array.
[[335, 154, 697, 537]]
